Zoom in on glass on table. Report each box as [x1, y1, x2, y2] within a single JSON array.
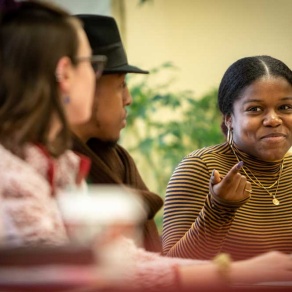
[[56, 184, 146, 282]]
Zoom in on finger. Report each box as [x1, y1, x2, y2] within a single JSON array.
[[236, 174, 247, 194], [229, 173, 251, 200], [210, 169, 222, 185], [244, 181, 252, 195], [224, 161, 244, 183], [213, 162, 244, 200]]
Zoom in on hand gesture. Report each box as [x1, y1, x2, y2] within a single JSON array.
[[210, 161, 252, 202]]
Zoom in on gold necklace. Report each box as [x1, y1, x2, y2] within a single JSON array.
[[230, 144, 284, 206]]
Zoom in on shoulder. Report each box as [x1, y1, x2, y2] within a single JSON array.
[[0, 144, 44, 175], [0, 144, 50, 198], [171, 143, 230, 176], [185, 142, 229, 160]]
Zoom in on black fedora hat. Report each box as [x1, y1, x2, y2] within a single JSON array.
[[76, 14, 148, 74]]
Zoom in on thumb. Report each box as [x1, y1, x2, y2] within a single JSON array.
[[210, 169, 222, 186]]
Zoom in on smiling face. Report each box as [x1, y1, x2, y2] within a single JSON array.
[[226, 76, 292, 162]]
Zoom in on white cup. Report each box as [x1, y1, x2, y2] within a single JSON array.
[[57, 184, 146, 243], [56, 184, 146, 281]]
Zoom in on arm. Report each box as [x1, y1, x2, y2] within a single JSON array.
[[162, 155, 248, 259], [113, 238, 292, 290], [179, 251, 292, 290]]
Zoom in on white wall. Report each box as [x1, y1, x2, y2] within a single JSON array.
[[116, 0, 292, 97], [49, 0, 111, 15], [48, 0, 292, 98]]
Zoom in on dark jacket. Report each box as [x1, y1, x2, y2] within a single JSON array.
[[72, 135, 163, 253]]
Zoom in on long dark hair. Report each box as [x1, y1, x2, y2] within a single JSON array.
[[0, 0, 80, 156]]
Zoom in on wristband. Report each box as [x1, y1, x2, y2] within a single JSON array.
[[213, 253, 232, 283]]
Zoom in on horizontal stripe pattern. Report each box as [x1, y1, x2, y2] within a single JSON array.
[[162, 142, 292, 260]]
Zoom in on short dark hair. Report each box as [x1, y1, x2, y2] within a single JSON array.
[[218, 55, 292, 135], [0, 0, 81, 156]]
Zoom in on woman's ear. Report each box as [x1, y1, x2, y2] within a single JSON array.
[[55, 56, 73, 95], [225, 114, 232, 130]]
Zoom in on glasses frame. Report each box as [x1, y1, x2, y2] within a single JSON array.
[[74, 55, 107, 77]]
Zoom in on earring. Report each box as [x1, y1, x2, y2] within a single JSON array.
[[227, 126, 233, 146], [63, 96, 70, 104]]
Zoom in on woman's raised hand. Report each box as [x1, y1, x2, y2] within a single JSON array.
[[210, 161, 252, 202]]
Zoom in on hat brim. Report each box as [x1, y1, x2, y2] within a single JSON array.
[[103, 64, 149, 74]]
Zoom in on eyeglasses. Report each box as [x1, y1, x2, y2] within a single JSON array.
[[74, 55, 107, 78]]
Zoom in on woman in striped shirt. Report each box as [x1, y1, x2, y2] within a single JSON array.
[[162, 55, 292, 261]]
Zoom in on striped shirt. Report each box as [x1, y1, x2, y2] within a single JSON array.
[[162, 142, 292, 261]]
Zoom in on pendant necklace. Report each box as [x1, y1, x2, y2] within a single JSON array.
[[230, 145, 284, 206]]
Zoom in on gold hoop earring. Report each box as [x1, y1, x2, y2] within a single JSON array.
[[227, 126, 233, 146]]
